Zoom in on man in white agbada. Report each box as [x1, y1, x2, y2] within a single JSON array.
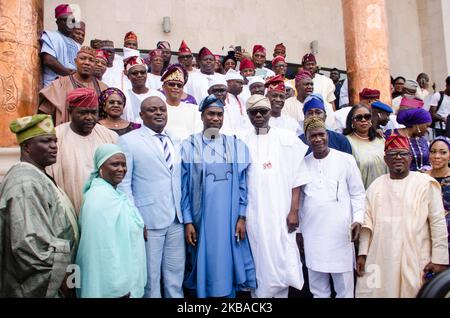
[[265, 75, 302, 135], [302, 53, 336, 129], [301, 116, 365, 298], [185, 47, 226, 104], [282, 70, 315, 131], [240, 76, 265, 105], [355, 134, 449, 298], [122, 56, 165, 124], [222, 69, 251, 135], [241, 94, 311, 298], [99, 40, 126, 90]]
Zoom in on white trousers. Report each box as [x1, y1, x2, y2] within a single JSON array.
[[308, 269, 354, 298], [251, 287, 289, 298]]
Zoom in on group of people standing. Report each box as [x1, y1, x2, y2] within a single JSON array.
[[0, 3, 449, 299]]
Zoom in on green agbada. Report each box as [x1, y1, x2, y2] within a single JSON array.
[[0, 162, 79, 297]]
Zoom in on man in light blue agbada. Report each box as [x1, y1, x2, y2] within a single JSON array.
[[181, 94, 256, 298]]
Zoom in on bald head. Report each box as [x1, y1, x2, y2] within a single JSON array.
[[140, 96, 167, 132]]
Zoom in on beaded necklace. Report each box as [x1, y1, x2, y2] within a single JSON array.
[[409, 137, 423, 170]]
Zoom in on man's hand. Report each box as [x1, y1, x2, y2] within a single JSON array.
[[356, 255, 367, 277], [235, 51, 244, 61], [286, 209, 299, 233], [185, 223, 197, 247], [423, 262, 448, 278], [351, 222, 362, 242], [235, 217, 246, 242]]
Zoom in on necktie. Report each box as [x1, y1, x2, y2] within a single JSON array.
[[157, 134, 173, 171]]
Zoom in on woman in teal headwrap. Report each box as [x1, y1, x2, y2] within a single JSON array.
[[76, 144, 147, 298]]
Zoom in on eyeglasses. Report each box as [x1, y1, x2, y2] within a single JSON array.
[[211, 88, 227, 94], [248, 109, 270, 116], [353, 114, 372, 121], [178, 55, 193, 60], [386, 151, 411, 158], [129, 70, 147, 76], [166, 82, 184, 88]]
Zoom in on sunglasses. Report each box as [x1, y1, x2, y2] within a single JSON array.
[[166, 82, 184, 88], [248, 109, 270, 116], [178, 55, 193, 59], [211, 88, 227, 94], [352, 114, 372, 121], [129, 70, 147, 76]]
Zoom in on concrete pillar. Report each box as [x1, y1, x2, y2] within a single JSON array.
[[418, 0, 450, 91], [0, 0, 43, 178], [341, 0, 391, 105]]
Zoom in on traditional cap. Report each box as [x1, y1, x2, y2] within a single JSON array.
[[272, 55, 286, 66], [396, 108, 432, 128], [208, 76, 228, 89], [161, 64, 187, 84], [385, 135, 410, 151], [246, 94, 271, 111], [248, 76, 265, 87], [99, 88, 126, 111], [124, 31, 138, 42], [303, 93, 325, 114], [359, 88, 380, 100], [285, 81, 294, 90], [304, 116, 326, 134], [265, 74, 285, 92], [371, 101, 393, 113], [157, 41, 171, 50], [67, 88, 98, 108], [253, 45, 266, 55], [214, 55, 221, 62], [225, 69, 244, 82], [95, 49, 108, 63], [302, 53, 316, 64], [198, 94, 225, 112], [198, 47, 214, 59], [295, 70, 313, 85], [55, 4, 72, 18], [403, 79, 419, 93], [77, 46, 96, 57], [274, 43, 286, 53], [124, 56, 148, 72], [100, 40, 114, 49], [149, 49, 163, 61], [178, 40, 192, 54], [399, 96, 424, 109], [10, 115, 56, 145], [239, 58, 255, 71]]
